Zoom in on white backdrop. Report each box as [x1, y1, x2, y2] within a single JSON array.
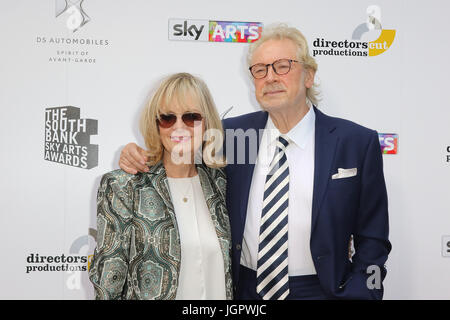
[[0, 0, 449, 299]]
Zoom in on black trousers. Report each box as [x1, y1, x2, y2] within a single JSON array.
[[236, 265, 329, 300]]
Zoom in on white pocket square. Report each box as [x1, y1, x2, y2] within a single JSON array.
[[332, 168, 357, 180]]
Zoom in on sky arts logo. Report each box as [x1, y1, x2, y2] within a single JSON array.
[[312, 5, 396, 57], [442, 236, 450, 257], [379, 133, 398, 154], [169, 19, 262, 43]]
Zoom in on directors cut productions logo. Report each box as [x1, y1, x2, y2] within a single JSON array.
[[25, 228, 97, 291], [44, 106, 98, 169], [378, 133, 398, 154], [26, 253, 88, 274], [169, 19, 262, 43], [446, 145, 450, 163], [312, 5, 396, 57]]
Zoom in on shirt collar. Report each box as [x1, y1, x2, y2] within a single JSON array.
[[265, 100, 316, 150]]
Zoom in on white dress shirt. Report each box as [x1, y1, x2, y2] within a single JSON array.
[[240, 104, 317, 276], [168, 175, 226, 300]]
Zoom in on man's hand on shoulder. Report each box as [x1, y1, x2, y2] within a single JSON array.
[[119, 143, 150, 174]]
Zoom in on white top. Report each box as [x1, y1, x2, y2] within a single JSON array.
[[167, 175, 226, 300], [240, 104, 317, 276]]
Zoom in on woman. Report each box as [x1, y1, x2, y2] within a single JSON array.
[[89, 73, 232, 300]]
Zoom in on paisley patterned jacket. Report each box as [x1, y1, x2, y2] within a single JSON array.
[[88, 161, 232, 299]]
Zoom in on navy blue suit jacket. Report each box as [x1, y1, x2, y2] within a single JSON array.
[[222, 107, 391, 299]]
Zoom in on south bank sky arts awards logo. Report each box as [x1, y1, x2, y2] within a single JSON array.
[[312, 5, 396, 57], [44, 106, 98, 169]]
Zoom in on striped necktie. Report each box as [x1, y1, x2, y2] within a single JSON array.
[[256, 135, 290, 300]]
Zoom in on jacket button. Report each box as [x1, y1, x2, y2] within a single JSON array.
[[236, 244, 241, 250]]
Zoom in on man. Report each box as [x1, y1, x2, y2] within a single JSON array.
[[118, 24, 391, 300]]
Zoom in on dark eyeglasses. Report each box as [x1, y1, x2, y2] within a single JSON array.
[[157, 112, 203, 128], [249, 59, 299, 79]]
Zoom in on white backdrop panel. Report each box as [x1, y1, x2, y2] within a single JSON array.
[[0, 0, 449, 299]]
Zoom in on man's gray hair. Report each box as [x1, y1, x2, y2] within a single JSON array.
[[247, 23, 321, 106]]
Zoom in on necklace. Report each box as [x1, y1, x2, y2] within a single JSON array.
[[168, 177, 193, 203], [182, 182, 192, 203]]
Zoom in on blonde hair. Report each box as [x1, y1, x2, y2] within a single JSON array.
[[247, 23, 321, 106], [140, 72, 226, 168]]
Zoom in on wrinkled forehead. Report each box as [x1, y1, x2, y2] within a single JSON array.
[[251, 38, 299, 64]]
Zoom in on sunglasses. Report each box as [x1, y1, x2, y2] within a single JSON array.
[[157, 112, 203, 128]]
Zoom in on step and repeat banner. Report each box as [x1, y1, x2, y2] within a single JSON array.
[[0, 0, 449, 299]]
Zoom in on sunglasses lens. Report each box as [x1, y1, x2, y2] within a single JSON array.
[[182, 113, 203, 127], [158, 114, 177, 128], [157, 113, 202, 128]]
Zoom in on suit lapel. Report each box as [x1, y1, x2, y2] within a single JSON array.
[[235, 112, 268, 226], [311, 107, 338, 233], [229, 108, 337, 234], [197, 165, 221, 227], [146, 161, 175, 213]]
